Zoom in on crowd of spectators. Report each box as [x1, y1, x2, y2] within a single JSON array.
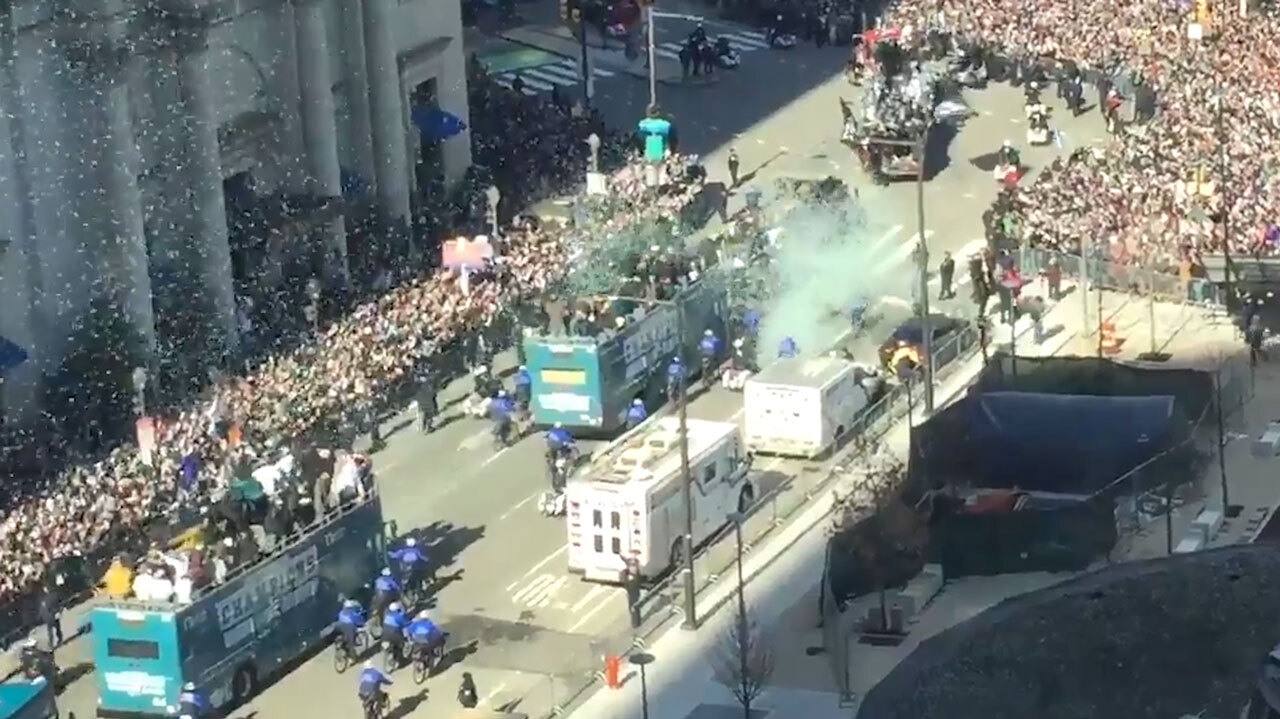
[[885, 0, 1280, 271], [0, 72, 707, 628]]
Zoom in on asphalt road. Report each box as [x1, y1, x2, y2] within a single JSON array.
[[39, 56, 1113, 719]]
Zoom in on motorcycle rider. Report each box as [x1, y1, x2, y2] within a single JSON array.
[[381, 601, 410, 667], [513, 365, 533, 412], [371, 568, 399, 622], [19, 639, 53, 683], [490, 390, 517, 446], [778, 336, 799, 358], [388, 538, 431, 595], [405, 610, 446, 667], [666, 355, 686, 403], [698, 329, 722, 386], [357, 661, 393, 713], [178, 682, 212, 718], [545, 423, 576, 488], [336, 599, 367, 655], [626, 398, 648, 430], [998, 140, 1020, 168]]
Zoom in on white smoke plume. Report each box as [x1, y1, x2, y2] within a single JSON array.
[[745, 180, 919, 358]]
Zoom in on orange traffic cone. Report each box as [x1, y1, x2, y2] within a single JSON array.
[[1100, 321, 1124, 355]]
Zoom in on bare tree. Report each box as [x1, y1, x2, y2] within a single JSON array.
[[848, 462, 926, 633], [713, 611, 776, 719]]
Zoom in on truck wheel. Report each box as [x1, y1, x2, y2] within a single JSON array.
[[738, 484, 756, 513], [231, 665, 257, 705]]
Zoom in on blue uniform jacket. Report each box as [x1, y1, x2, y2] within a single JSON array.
[[358, 667, 393, 695], [337, 606, 366, 627], [383, 609, 410, 631], [406, 618, 440, 644], [374, 575, 399, 594], [389, 546, 427, 567]]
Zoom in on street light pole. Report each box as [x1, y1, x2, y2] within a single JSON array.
[[630, 652, 655, 719], [728, 513, 750, 719], [676, 301, 698, 630], [646, 4, 657, 107], [915, 128, 934, 413]]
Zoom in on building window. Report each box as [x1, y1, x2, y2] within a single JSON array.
[[610, 512, 621, 529], [593, 510, 602, 527]]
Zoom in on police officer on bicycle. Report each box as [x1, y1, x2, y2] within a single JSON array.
[[388, 538, 430, 596], [381, 602, 410, 667], [406, 610, 445, 667], [336, 599, 367, 654], [666, 356, 686, 402], [698, 330, 722, 387]]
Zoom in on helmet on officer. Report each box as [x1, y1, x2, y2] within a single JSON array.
[[417, 610, 430, 619], [406, 538, 416, 547], [381, 568, 391, 577], [183, 682, 196, 691], [632, 398, 643, 407], [344, 599, 360, 608], [364, 660, 375, 670], [389, 602, 402, 612], [703, 329, 713, 337]]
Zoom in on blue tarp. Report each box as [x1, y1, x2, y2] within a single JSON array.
[[0, 336, 28, 374], [412, 107, 467, 142], [911, 391, 1183, 495]]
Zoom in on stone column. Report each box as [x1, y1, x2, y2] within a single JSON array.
[[363, 0, 412, 245], [63, 25, 157, 360], [0, 2, 41, 420], [274, 1, 309, 191], [340, 0, 375, 187], [174, 23, 239, 360], [295, 0, 349, 278]]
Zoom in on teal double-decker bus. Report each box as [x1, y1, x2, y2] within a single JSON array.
[[0, 678, 56, 719], [91, 492, 387, 717], [524, 280, 728, 433]]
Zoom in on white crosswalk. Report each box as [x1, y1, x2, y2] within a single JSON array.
[[652, 30, 772, 62], [492, 59, 616, 96], [510, 572, 569, 609]]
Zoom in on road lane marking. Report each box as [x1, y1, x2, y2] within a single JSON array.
[[570, 585, 608, 614], [512, 574, 568, 608], [480, 682, 507, 707], [506, 545, 569, 591], [498, 491, 541, 521], [568, 591, 617, 633], [457, 428, 490, 451], [481, 446, 510, 467]]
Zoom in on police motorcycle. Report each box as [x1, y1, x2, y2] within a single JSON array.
[[721, 337, 756, 391], [538, 426, 580, 517], [18, 640, 56, 685], [993, 140, 1022, 185], [1026, 106, 1051, 146], [462, 365, 499, 419], [713, 36, 741, 69]]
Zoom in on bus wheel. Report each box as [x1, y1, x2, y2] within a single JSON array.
[[738, 484, 756, 514], [669, 538, 686, 570], [231, 665, 257, 705]]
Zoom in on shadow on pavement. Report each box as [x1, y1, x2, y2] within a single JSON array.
[[432, 638, 479, 677], [406, 521, 487, 578], [387, 688, 429, 719]]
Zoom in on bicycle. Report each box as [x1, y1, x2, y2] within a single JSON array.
[[362, 691, 389, 719], [333, 628, 366, 674], [410, 639, 446, 685]]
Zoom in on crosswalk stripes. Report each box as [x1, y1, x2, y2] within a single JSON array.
[[492, 59, 616, 96], [652, 30, 772, 61], [511, 573, 568, 609]]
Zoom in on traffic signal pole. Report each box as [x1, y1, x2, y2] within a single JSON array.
[[579, 12, 592, 110]]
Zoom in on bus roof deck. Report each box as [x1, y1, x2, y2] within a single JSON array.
[[579, 417, 738, 488], [99, 490, 382, 611]]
